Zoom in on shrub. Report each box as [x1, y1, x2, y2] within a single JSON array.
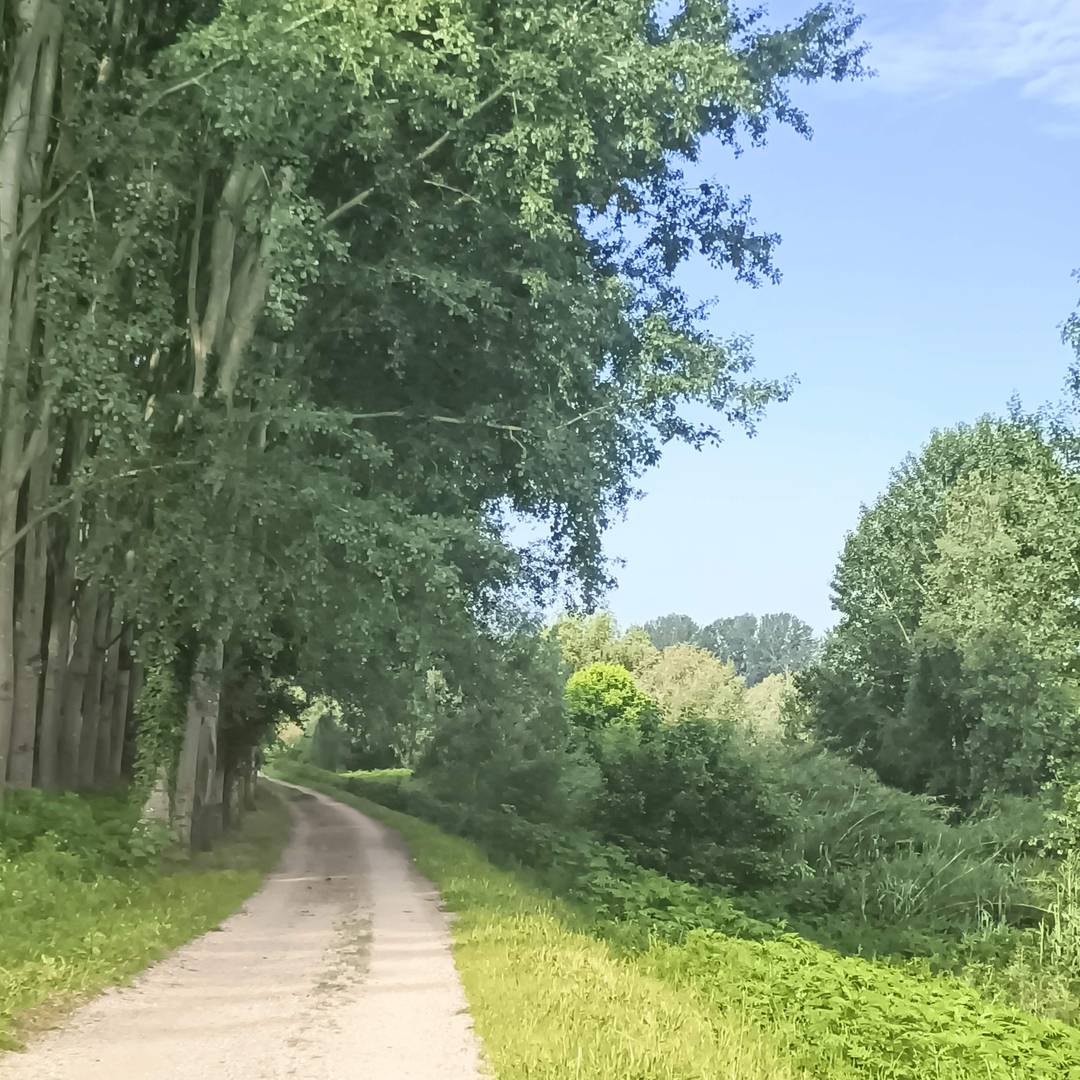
[[745, 748, 1043, 953], [564, 662, 657, 732], [590, 717, 790, 889]]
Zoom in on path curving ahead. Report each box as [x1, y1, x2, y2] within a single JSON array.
[[2, 782, 486, 1080]]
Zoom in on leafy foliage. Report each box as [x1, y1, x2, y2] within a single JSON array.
[[797, 418, 1080, 801], [697, 613, 817, 685], [637, 643, 746, 725], [565, 663, 659, 733], [644, 613, 701, 649]]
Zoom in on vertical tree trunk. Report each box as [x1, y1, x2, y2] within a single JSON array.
[[8, 451, 50, 786], [108, 626, 133, 781], [38, 421, 86, 789], [95, 612, 121, 784], [223, 753, 240, 829], [37, 550, 74, 788], [58, 584, 97, 787], [76, 591, 109, 788], [243, 749, 258, 810], [173, 639, 224, 848], [120, 659, 142, 780], [0, 1, 62, 794]]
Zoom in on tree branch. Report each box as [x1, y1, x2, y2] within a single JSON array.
[[325, 81, 513, 225], [0, 460, 200, 559]]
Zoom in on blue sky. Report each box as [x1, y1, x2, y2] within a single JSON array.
[[603, 0, 1080, 633]]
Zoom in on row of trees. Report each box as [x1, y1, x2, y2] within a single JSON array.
[[643, 610, 817, 683], [0, 1, 864, 843]]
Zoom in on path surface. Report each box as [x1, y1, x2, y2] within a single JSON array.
[[2, 782, 486, 1080]]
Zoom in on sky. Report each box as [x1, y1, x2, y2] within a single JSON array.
[[602, 0, 1080, 633]]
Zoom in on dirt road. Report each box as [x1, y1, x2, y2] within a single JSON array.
[[2, 782, 486, 1079]]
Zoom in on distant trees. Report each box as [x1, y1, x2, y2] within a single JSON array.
[[697, 613, 817, 685], [644, 614, 700, 650], [640, 611, 817, 684]]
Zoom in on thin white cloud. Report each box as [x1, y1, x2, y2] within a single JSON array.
[[868, 0, 1080, 110]]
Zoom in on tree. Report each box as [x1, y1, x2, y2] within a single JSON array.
[[637, 644, 745, 726], [744, 673, 795, 740], [644, 613, 700, 650], [564, 663, 658, 733], [798, 418, 1080, 801], [0, 0, 866, 847], [548, 614, 658, 675], [697, 613, 816, 684]]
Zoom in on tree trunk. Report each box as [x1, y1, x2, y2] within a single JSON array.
[[0, 1, 62, 795], [141, 763, 171, 826], [95, 613, 121, 784], [38, 421, 86, 789], [223, 752, 241, 829], [242, 749, 258, 810], [108, 627, 133, 782], [58, 584, 97, 787], [121, 659, 142, 780], [76, 592, 110, 788], [173, 638, 224, 848], [37, 544, 73, 788], [8, 451, 50, 786]]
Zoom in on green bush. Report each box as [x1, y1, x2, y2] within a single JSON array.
[[745, 749, 1043, 954], [590, 717, 790, 889], [0, 789, 166, 875], [654, 929, 1080, 1080], [564, 662, 658, 732]]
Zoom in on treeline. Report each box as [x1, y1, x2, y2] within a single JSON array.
[[644, 610, 817, 684], [0, 0, 864, 844]]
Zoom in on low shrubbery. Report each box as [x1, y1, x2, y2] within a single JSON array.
[[274, 763, 1080, 1079], [744, 749, 1046, 955]]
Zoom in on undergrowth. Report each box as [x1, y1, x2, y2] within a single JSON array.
[[272, 761, 1080, 1080], [0, 787, 289, 1050]]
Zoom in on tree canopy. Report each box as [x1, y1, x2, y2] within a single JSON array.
[[797, 418, 1080, 801]]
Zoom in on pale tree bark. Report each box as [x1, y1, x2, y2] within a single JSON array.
[[173, 638, 224, 847], [0, 1, 61, 791], [37, 551, 73, 789], [76, 591, 110, 787], [36, 422, 85, 789], [58, 584, 97, 787]]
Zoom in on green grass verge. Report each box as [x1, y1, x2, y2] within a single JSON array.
[[270, 764, 809, 1079], [0, 788, 290, 1050], [272, 762, 1080, 1080]]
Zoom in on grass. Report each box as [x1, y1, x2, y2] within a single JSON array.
[[0, 787, 290, 1050], [272, 765, 809, 1080], [274, 762, 1080, 1080]]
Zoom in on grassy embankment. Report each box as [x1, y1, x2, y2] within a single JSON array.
[[0, 787, 290, 1049], [271, 761, 1080, 1080]]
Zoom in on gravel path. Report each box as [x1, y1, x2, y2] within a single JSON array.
[[1, 781, 487, 1080]]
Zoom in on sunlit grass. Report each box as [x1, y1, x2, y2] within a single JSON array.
[[0, 789, 290, 1049], [277, 767, 806, 1080]]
